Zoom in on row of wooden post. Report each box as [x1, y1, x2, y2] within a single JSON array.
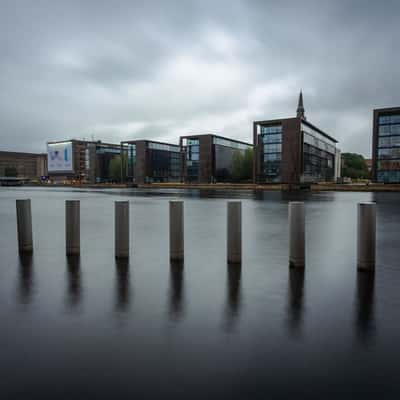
[[15, 199, 376, 271]]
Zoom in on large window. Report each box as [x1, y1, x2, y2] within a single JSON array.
[[127, 143, 136, 182], [260, 125, 282, 182], [212, 137, 252, 182], [302, 123, 336, 182], [148, 142, 180, 182], [377, 113, 400, 182], [185, 138, 199, 181]]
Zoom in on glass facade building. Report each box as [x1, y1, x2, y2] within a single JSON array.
[[259, 125, 282, 183], [121, 140, 181, 184], [185, 138, 200, 182], [254, 118, 338, 184], [373, 108, 400, 183], [47, 139, 121, 183], [180, 134, 253, 183], [302, 122, 336, 182], [95, 144, 121, 183]]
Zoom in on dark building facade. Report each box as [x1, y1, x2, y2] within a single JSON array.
[[47, 139, 120, 183], [179, 134, 253, 183], [372, 107, 400, 183], [121, 140, 181, 184], [0, 151, 47, 179], [254, 92, 339, 184]]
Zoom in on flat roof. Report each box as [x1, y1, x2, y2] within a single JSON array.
[[180, 133, 252, 147], [373, 106, 400, 113], [47, 139, 120, 147], [0, 150, 44, 157], [121, 139, 179, 147], [254, 117, 338, 144]]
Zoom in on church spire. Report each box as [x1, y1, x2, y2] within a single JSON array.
[[296, 90, 306, 120]]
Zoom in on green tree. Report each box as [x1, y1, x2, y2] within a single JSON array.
[[108, 155, 125, 183], [231, 148, 254, 181], [4, 166, 18, 177], [341, 153, 369, 179], [242, 148, 253, 180], [231, 151, 244, 181]]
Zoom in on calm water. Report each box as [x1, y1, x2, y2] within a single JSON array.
[[0, 187, 399, 399]]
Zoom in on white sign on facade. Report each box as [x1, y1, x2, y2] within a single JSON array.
[[47, 142, 74, 173]]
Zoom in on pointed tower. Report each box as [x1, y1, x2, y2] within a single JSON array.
[[296, 90, 306, 120]]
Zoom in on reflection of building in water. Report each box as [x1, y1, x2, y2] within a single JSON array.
[[224, 264, 242, 332], [355, 272, 375, 345], [169, 261, 184, 320], [115, 259, 131, 312], [287, 269, 305, 335], [66, 256, 82, 309], [17, 253, 34, 305]]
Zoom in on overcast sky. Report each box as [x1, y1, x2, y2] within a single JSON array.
[[1, 0, 399, 156]]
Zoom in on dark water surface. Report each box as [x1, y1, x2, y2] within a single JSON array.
[[0, 187, 399, 399]]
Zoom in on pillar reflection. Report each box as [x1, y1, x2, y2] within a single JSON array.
[[17, 253, 34, 306], [169, 261, 184, 321], [287, 268, 305, 336], [115, 259, 131, 312], [224, 264, 242, 332], [66, 255, 82, 309], [355, 271, 375, 345]]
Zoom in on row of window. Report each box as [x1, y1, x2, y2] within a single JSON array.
[[186, 140, 199, 162], [213, 136, 251, 150], [378, 124, 400, 136], [377, 160, 400, 170], [261, 133, 282, 144], [379, 114, 400, 125], [301, 123, 336, 151], [304, 153, 333, 168], [264, 143, 281, 154], [148, 142, 180, 153], [377, 170, 400, 183], [260, 125, 282, 135], [378, 148, 400, 160], [304, 143, 334, 161], [264, 153, 281, 162], [378, 136, 400, 148], [304, 132, 336, 155]]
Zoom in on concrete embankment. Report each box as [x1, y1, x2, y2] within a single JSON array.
[[20, 182, 400, 192]]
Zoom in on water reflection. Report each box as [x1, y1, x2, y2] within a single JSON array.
[[66, 256, 82, 310], [224, 264, 242, 332], [17, 253, 34, 306], [355, 271, 375, 345], [287, 268, 305, 336], [169, 261, 184, 320], [115, 259, 131, 312]]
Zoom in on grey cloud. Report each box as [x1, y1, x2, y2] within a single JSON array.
[[0, 0, 399, 156]]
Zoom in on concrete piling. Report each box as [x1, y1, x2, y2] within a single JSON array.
[[66, 200, 80, 256], [16, 199, 33, 253], [289, 201, 305, 268], [169, 201, 184, 262], [357, 202, 376, 271], [227, 201, 242, 264], [115, 201, 130, 259]]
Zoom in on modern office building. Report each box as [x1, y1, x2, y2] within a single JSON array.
[[254, 92, 339, 184], [179, 134, 253, 183], [47, 139, 120, 183], [0, 151, 47, 179], [372, 107, 400, 183], [120, 139, 181, 184]]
